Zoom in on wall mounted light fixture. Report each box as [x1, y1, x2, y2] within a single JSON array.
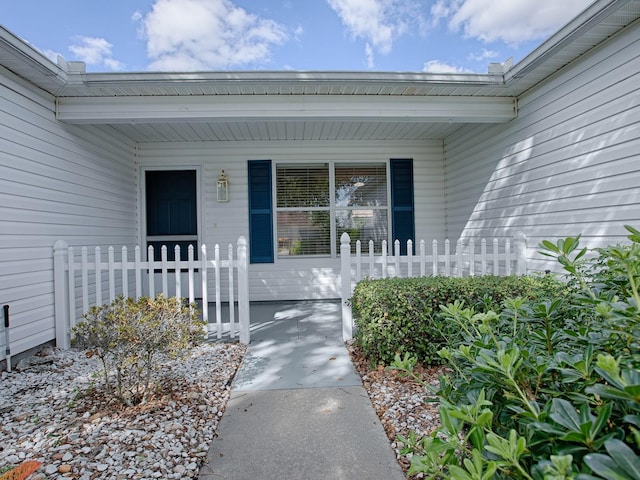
[[217, 170, 229, 202]]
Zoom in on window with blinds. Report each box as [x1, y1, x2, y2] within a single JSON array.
[[335, 165, 387, 254], [276, 164, 331, 257], [275, 163, 388, 257]]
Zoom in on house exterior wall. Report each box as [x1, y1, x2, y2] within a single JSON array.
[[137, 139, 445, 301], [443, 19, 640, 273], [0, 66, 138, 359]]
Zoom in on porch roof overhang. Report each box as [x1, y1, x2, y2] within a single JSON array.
[[2, 0, 639, 142], [55, 94, 517, 125]]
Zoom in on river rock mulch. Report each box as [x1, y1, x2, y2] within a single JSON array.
[[1, 342, 442, 480], [348, 345, 447, 477], [0, 343, 245, 480]]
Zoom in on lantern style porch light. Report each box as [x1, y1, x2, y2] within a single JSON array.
[[217, 170, 229, 202]]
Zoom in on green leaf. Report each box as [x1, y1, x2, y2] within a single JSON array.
[[584, 453, 632, 480], [590, 402, 613, 439], [550, 399, 582, 433], [624, 415, 640, 428], [605, 439, 640, 478]]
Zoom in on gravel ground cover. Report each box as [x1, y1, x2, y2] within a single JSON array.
[[1, 343, 439, 479], [349, 345, 445, 477], [0, 344, 245, 480]]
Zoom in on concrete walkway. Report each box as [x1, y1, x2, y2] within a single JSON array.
[[198, 300, 406, 480]]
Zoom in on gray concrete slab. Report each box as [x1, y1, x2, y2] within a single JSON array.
[[199, 387, 406, 480], [198, 300, 405, 480], [233, 336, 362, 391]]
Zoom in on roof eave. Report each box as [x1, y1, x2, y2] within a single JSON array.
[[505, 0, 635, 83]]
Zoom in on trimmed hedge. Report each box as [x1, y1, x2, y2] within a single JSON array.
[[351, 275, 563, 365]]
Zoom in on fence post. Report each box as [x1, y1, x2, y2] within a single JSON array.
[[516, 232, 528, 275], [340, 232, 353, 341], [53, 240, 70, 350], [237, 236, 250, 345]]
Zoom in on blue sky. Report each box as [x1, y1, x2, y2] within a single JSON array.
[[2, 0, 593, 73]]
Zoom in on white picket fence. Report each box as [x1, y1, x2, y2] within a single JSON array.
[[339, 232, 528, 340], [53, 237, 250, 350]]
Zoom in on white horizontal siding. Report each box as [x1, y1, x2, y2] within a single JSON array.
[[0, 68, 138, 359], [138, 139, 445, 300], [444, 20, 640, 274]]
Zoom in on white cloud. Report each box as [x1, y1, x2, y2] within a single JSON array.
[[423, 60, 472, 73], [365, 43, 375, 68], [139, 0, 288, 71], [42, 49, 64, 64], [326, 0, 426, 65], [468, 48, 499, 62], [69, 36, 124, 71], [431, 0, 592, 45]]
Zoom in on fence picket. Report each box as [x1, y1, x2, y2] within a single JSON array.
[[187, 245, 195, 305], [161, 246, 168, 296], [174, 245, 181, 300], [214, 244, 222, 339], [95, 247, 102, 306], [228, 243, 235, 339], [481, 239, 487, 276], [134, 246, 142, 299], [381, 241, 388, 279], [122, 246, 128, 298], [148, 246, 155, 296], [52, 238, 251, 350], [445, 240, 450, 275], [82, 247, 89, 313], [201, 244, 208, 324], [355, 240, 361, 280], [340, 232, 528, 340], [108, 246, 115, 302], [469, 239, 475, 277], [456, 239, 463, 277], [68, 246, 76, 332]]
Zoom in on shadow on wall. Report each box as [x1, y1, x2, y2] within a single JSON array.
[[446, 104, 639, 273]]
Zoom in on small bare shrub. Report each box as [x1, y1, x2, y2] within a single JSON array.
[[72, 295, 205, 406]]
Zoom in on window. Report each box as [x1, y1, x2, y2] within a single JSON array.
[[276, 163, 388, 257], [248, 159, 414, 262], [277, 164, 331, 256], [145, 170, 198, 261], [335, 164, 388, 254]]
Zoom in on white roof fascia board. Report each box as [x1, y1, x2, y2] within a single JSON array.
[[506, 0, 635, 81], [76, 70, 503, 88], [56, 94, 516, 124], [0, 25, 69, 91]]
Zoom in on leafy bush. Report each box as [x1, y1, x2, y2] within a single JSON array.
[[72, 295, 205, 406], [391, 226, 640, 479], [352, 275, 562, 365]]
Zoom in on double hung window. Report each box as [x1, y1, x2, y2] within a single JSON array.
[[275, 163, 387, 257], [248, 159, 413, 263]]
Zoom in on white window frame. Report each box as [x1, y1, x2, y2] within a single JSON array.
[[273, 160, 390, 260]]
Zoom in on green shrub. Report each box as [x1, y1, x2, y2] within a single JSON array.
[[392, 226, 640, 479], [72, 295, 205, 406], [352, 275, 562, 365]]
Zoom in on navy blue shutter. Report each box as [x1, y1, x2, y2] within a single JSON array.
[[248, 160, 274, 263], [390, 159, 415, 255]]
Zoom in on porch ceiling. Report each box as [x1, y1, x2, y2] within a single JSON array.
[[59, 94, 516, 142], [97, 119, 467, 142], [2, 0, 639, 143]]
